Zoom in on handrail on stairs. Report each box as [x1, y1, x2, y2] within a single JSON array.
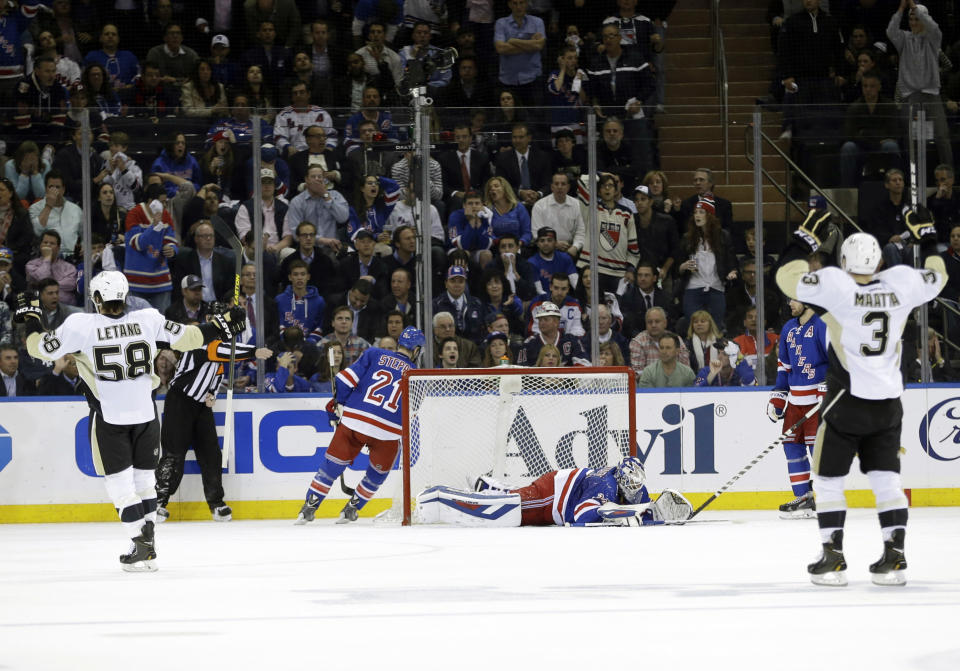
[[711, 0, 729, 177], [741, 121, 862, 233], [742, 120, 960, 357]]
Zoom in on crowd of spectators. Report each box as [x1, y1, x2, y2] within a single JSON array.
[[1, 0, 952, 397]]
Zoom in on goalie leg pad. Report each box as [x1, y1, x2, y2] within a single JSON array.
[[652, 489, 693, 522], [415, 486, 522, 526]]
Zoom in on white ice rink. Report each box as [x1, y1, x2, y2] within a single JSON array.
[[2, 509, 959, 671]]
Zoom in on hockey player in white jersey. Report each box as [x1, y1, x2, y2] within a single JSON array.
[[776, 207, 946, 586], [13, 271, 246, 571]]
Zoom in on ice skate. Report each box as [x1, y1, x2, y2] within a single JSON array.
[[156, 506, 169, 523], [779, 491, 816, 519], [808, 529, 847, 586], [119, 522, 158, 572], [212, 505, 232, 522], [869, 528, 907, 586], [294, 497, 319, 525], [336, 499, 359, 524]]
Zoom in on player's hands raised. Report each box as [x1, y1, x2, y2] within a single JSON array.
[[767, 390, 787, 422], [13, 291, 42, 326], [211, 305, 246, 340], [793, 208, 832, 254], [904, 206, 936, 244]]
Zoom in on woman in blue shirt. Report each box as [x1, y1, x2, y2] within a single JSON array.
[[483, 175, 531, 247]]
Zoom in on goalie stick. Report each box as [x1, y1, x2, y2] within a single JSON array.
[[211, 219, 243, 469], [688, 389, 845, 519]]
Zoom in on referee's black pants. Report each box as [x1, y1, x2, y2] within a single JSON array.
[[156, 389, 225, 509]]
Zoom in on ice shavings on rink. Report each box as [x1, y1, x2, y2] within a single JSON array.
[[2, 509, 959, 671]]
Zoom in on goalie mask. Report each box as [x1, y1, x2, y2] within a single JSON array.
[[89, 271, 129, 312], [615, 456, 647, 504]]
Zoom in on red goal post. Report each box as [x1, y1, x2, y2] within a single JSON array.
[[399, 366, 637, 525]]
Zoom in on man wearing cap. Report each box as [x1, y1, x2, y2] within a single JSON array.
[[433, 265, 485, 344], [282, 164, 349, 259], [124, 196, 179, 312], [516, 301, 589, 366], [165, 274, 212, 323], [209, 34, 242, 89], [235, 168, 289, 256], [25, 230, 77, 306], [171, 221, 233, 304], [528, 227, 578, 295], [83, 24, 141, 91], [526, 272, 585, 338], [633, 184, 679, 280], [677, 168, 733, 235], [531, 171, 585, 259]]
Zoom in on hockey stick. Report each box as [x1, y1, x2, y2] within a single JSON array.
[[688, 389, 845, 519], [211, 219, 243, 470]]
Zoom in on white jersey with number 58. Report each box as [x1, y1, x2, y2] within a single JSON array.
[[26, 308, 204, 425], [794, 264, 944, 400]]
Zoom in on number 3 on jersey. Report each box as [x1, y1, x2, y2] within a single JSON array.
[[860, 311, 889, 356], [363, 370, 401, 412]]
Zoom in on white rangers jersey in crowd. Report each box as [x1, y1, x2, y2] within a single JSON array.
[[791, 263, 945, 400], [273, 105, 337, 153], [26, 309, 203, 424]]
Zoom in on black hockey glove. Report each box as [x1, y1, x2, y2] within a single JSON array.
[[792, 208, 832, 254], [904, 206, 937, 244], [211, 305, 247, 340], [13, 292, 44, 335]]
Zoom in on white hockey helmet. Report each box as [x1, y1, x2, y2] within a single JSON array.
[[840, 232, 882, 275], [535, 301, 562, 319], [89, 270, 129, 310], [615, 456, 647, 504]]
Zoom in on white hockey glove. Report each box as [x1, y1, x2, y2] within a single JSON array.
[[723, 340, 740, 360], [767, 390, 787, 422]]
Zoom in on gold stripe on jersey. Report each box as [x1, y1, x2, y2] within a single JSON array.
[[90, 414, 105, 477]]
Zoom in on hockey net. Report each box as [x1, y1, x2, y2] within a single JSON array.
[[395, 366, 636, 525]]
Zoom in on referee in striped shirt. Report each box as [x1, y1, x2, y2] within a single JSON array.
[[156, 320, 272, 522]]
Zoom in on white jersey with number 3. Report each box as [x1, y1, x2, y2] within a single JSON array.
[[27, 309, 200, 425], [795, 265, 944, 400]]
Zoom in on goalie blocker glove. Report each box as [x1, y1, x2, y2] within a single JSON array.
[[12, 292, 44, 335]]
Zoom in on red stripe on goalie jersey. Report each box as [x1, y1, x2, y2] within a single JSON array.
[[552, 469, 584, 526]]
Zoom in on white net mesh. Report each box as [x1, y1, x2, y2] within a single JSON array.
[[398, 368, 635, 523]]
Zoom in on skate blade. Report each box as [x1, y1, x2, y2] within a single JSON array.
[[335, 515, 357, 525], [871, 570, 906, 586], [293, 514, 312, 525], [810, 570, 847, 587], [121, 559, 158, 573], [212, 513, 232, 522], [779, 509, 817, 520]]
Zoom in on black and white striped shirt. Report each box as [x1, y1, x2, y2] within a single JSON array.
[[169, 341, 257, 403]]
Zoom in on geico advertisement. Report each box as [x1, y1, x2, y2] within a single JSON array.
[[1, 388, 959, 506]]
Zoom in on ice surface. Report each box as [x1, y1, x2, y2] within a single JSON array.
[[2, 509, 959, 671]]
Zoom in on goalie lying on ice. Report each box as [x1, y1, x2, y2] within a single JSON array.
[[415, 457, 693, 526]]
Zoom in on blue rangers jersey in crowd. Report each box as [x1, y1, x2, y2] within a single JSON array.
[[335, 346, 416, 440], [774, 313, 829, 406], [516, 332, 590, 366], [541, 467, 651, 525]]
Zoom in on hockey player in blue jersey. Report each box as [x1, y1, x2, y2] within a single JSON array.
[[417, 457, 693, 526], [768, 299, 829, 519], [295, 326, 425, 524]]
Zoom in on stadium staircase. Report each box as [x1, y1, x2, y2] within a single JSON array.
[[659, 0, 796, 229]]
